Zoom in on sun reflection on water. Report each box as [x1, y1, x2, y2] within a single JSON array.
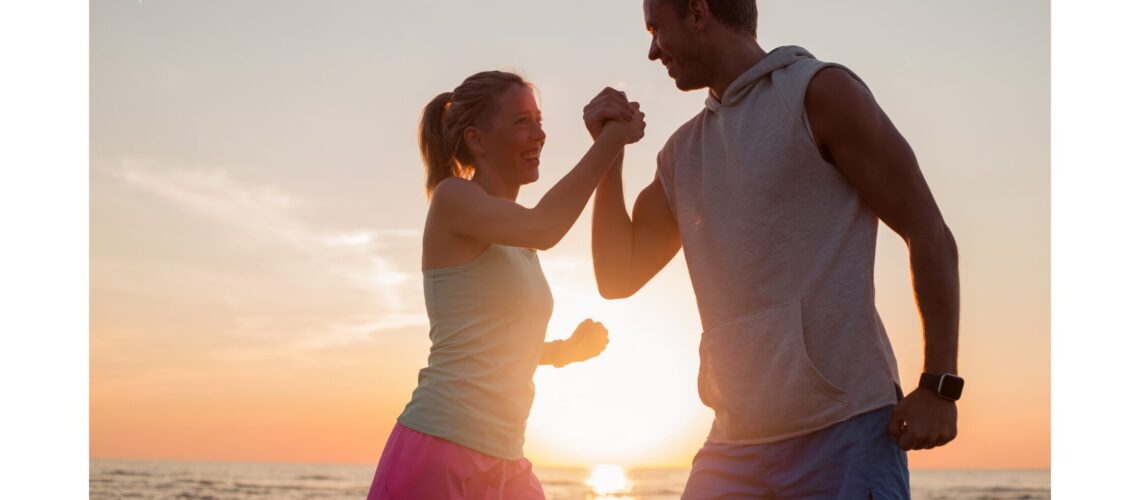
[[586, 464, 633, 498]]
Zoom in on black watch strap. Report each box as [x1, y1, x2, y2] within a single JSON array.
[[919, 372, 965, 401]]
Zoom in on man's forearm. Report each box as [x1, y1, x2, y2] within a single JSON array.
[[591, 153, 636, 298], [908, 223, 961, 375]]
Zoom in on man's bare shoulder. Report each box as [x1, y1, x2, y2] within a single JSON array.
[[806, 66, 873, 110], [805, 66, 883, 152]]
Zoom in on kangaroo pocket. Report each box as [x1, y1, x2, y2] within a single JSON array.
[[698, 300, 851, 441]]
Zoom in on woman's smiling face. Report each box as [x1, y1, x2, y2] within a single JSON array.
[[477, 84, 546, 186]]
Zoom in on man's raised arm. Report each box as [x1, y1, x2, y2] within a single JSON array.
[[591, 156, 680, 299]]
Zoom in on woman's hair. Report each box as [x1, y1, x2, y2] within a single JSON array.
[[418, 70, 531, 197]]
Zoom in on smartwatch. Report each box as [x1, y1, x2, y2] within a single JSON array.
[[919, 372, 965, 401]]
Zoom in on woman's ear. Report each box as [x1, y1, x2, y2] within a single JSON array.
[[463, 126, 485, 158]]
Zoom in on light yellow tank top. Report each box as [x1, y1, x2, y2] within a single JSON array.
[[397, 244, 553, 459]]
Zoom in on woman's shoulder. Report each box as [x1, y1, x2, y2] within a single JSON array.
[[426, 177, 485, 237], [431, 177, 483, 208], [434, 175, 472, 191]]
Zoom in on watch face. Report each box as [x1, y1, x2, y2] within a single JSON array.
[[939, 375, 965, 399]]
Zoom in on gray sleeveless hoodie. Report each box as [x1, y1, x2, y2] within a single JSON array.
[[656, 46, 902, 443]]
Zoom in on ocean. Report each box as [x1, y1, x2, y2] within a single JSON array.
[[90, 459, 1049, 499]]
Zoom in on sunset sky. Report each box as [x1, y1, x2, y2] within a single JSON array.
[[90, 0, 1049, 469]]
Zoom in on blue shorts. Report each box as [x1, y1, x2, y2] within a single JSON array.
[[681, 406, 909, 499]]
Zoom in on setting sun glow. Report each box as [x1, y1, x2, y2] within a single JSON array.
[[587, 464, 633, 497], [90, 0, 1049, 476]]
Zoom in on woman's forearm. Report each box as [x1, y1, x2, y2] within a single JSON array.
[[528, 127, 625, 249], [539, 340, 567, 367]]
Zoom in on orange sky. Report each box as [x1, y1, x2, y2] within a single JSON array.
[[91, 0, 1049, 469]]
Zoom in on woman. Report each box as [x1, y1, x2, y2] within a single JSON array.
[[366, 70, 644, 499]]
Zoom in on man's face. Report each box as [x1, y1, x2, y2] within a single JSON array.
[[644, 0, 707, 91]]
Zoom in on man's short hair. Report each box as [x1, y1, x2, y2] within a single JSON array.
[[667, 0, 758, 37]]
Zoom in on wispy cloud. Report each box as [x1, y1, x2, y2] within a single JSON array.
[[93, 159, 427, 353]]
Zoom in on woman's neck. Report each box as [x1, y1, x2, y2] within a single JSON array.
[[472, 167, 520, 201]]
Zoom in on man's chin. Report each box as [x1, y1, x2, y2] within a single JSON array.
[[674, 76, 703, 92]]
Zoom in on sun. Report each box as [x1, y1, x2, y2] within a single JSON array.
[[524, 272, 712, 466], [586, 464, 632, 496]]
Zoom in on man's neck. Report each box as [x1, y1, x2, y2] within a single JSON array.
[[708, 40, 767, 101]]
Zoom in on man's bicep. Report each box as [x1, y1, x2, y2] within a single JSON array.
[[807, 69, 945, 237], [837, 119, 941, 236], [630, 176, 681, 283]]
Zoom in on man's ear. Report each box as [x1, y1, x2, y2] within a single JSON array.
[[687, 0, 711, 31], [463, 126, 484, 158]]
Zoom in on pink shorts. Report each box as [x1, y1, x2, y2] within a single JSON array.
[[366, 422, 546, 500]]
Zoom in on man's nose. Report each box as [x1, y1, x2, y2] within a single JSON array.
[[648, 39, 660, 61]]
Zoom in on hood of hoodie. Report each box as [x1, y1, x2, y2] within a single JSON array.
[[705, 45, 816, 113]]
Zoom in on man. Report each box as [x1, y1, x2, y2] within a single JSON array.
[[585, 0, 962, 498]]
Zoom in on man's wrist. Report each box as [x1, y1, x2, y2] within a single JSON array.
[[919, 372, 965, 401], [603, 159, 624, 180], [923, 362, 958, 374]]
